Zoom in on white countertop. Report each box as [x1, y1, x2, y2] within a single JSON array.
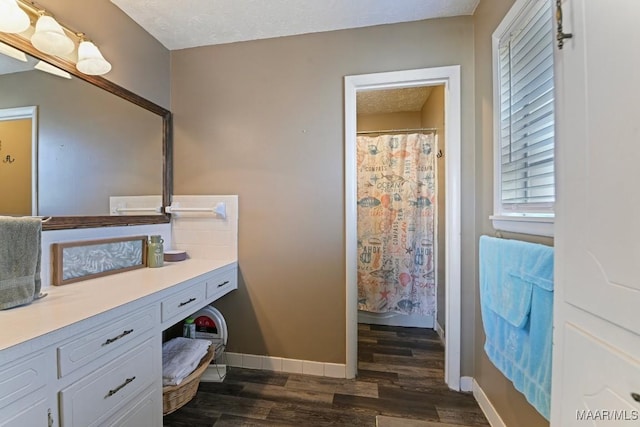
[[0, 258, 236, 352]]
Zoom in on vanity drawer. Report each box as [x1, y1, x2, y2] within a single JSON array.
[[59, 337, 157, 427], [161, 281, 206, 323], [206, 266, 238, 300], [57, 305, 157, 378], [0, 352, 47, 410]]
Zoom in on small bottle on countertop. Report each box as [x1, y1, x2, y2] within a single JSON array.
[[183, 317, 196, 338]]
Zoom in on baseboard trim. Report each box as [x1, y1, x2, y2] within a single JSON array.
[[224, 352, 347, 378], [473, 378, 507, 427]]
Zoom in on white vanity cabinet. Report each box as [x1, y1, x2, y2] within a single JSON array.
[[103, 385, 162, 427], [206, 266, 238, 301], [161, 281, 207, 325], [0, 394, 50, 427], [57, 305, 158, 378], [0, 259, 237, 427], [0, 351, 53, 426], [59, 337, 159, 427]]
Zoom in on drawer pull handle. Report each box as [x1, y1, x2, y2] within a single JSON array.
[[632, 392, 640, 402], [102, 329, 134, 347], [217, 280, 230, 288], [105, 376, 136, 398], [179, 297, 196, 307]]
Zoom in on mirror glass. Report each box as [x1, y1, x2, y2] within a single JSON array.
[[0, 48, 163, 217]]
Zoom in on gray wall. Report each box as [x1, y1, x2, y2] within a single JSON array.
[[171, 17, 476, 369], [0, 70, 162, 215], [473, 1, 552, 426], [24, 1, 555, 423]]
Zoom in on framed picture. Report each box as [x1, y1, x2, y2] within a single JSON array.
[[52, 235, 147, 286]]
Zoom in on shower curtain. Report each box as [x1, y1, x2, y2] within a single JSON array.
[[357, 133, 436, 316]]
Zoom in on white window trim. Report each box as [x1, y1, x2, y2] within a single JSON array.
[[490, 215, 554, 237], [491, 0, 555, 237]]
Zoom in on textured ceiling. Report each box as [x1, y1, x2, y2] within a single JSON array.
[[357, 87, 434, 115], [110, 0, 479, 50]]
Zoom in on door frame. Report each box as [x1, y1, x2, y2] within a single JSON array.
[[344, 66, 461, 389], [0, 106, 38, 216]]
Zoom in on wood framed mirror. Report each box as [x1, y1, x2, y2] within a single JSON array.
[[0, 31, 172, 231]]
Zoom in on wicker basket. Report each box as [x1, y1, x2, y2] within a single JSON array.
[[162, 344, 216, 415]]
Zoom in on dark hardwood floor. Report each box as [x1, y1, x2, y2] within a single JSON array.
[[163, 324, 489, 426]]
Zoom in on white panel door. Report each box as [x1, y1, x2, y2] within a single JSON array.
[[556, 0, 640, 335], [554, 0, 640, 425]]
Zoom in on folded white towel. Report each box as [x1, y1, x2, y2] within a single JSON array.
[[162, 337, 211, 386]]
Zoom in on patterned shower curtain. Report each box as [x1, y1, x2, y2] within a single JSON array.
[[357, 133, 436, 316]]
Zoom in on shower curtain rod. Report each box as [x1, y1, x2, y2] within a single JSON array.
[[356, 127, 437, 135]]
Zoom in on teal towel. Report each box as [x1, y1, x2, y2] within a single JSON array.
[[0, 216, 43, 310], [479, 235, 554, 420], [482, 237, 553, 328]]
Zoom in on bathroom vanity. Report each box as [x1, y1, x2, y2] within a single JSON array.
[[0, 259, 237, 426], [0, 13, 241, 426]]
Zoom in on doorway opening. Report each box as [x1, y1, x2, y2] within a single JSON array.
[[0, 106, 38, 216], [344, 66, 461, 390], [356, 85, 442, 329]]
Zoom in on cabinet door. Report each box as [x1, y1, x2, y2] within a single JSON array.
[[0, 395, 48, 427], [107, 386, 162, 427], [554, 0, 640, 424], [0, 352, 47, 410]]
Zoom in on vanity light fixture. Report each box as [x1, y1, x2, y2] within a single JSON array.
[[34, 60, 71, 79], [31, 14, 75, 56], [0, 0, 30, 34], [76, 38, 111, 76], [0, 40, 27, 62], [0, 0, 113, 76]]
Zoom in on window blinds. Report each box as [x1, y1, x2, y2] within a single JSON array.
[[499, 0, 554, 211]]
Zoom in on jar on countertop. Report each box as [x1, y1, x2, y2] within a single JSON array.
[[147, 235, 164, 268]]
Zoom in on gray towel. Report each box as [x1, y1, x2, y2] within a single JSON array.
[[0, 216, 43, 310]]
